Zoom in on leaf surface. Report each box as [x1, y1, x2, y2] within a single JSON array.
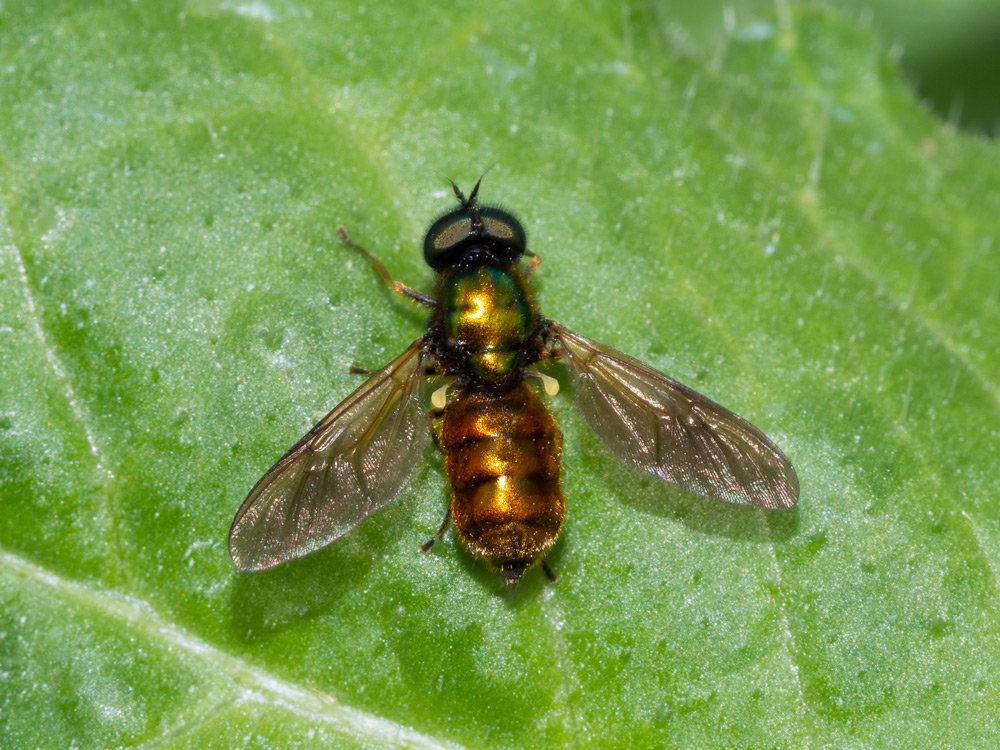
[[1, 2, 998, 748]]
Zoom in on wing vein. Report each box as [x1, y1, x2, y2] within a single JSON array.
[[228, 339, 432, 571], [550, 322, 798, 509]]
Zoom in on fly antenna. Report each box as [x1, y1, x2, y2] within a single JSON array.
[[468, 165, 495, 206], [467, 175, 484, 231], [467, 176, 482, 206], [448, 179, 468, 207], [448, 167, 494, 209]]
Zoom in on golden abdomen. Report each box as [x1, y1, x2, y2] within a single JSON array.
[[440, 382, 563, 584]]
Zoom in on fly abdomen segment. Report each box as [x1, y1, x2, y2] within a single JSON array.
[[440, 383, 564, 585]]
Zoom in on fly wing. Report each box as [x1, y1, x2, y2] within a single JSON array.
[[549, 323, 798, 509], [229, 338, 432, 571]]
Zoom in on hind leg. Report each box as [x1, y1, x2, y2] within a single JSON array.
[[541, 559, 558, 583], [421, 508, 452, 553]]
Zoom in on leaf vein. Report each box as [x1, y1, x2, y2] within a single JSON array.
[[0, 226, 135, 589], [0, 547, 470, 750]]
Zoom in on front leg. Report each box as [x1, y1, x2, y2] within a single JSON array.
[[337, 225, 436, 307]]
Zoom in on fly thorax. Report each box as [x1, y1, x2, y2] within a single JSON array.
[[440, 265, 534, 382]]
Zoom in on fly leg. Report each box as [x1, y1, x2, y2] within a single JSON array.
[[522, 250, 542, 278], [422, 396, 450, 553], [421, 395, 450, 555], [427, 409, 444, 450], [351, 362, 443, 378], [421, 508, 451, 552], [541, 559, 558, 583], [337, 225, 436, 307]]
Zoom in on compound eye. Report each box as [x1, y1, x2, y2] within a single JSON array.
[[424, 210, 473, 268], [480, 208, 526, 253]]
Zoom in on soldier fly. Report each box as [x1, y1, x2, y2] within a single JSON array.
[[228, 179, 799, 584]]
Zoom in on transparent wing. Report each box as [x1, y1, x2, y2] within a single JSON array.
[[549, 323, 798, 509], [229, 338, 432, 571]]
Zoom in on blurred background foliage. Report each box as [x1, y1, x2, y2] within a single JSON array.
[[664, 0, 1000, 137]]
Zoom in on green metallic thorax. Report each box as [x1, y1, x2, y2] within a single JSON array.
[[438, 264, 536, 383]]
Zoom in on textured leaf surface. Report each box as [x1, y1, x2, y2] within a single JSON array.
[[2, 1, 999, 748]]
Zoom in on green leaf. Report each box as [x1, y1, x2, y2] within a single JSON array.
[[2, 1, 998, 748]]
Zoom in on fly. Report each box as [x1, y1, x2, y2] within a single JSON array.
[[228, 179, 799, 584]]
